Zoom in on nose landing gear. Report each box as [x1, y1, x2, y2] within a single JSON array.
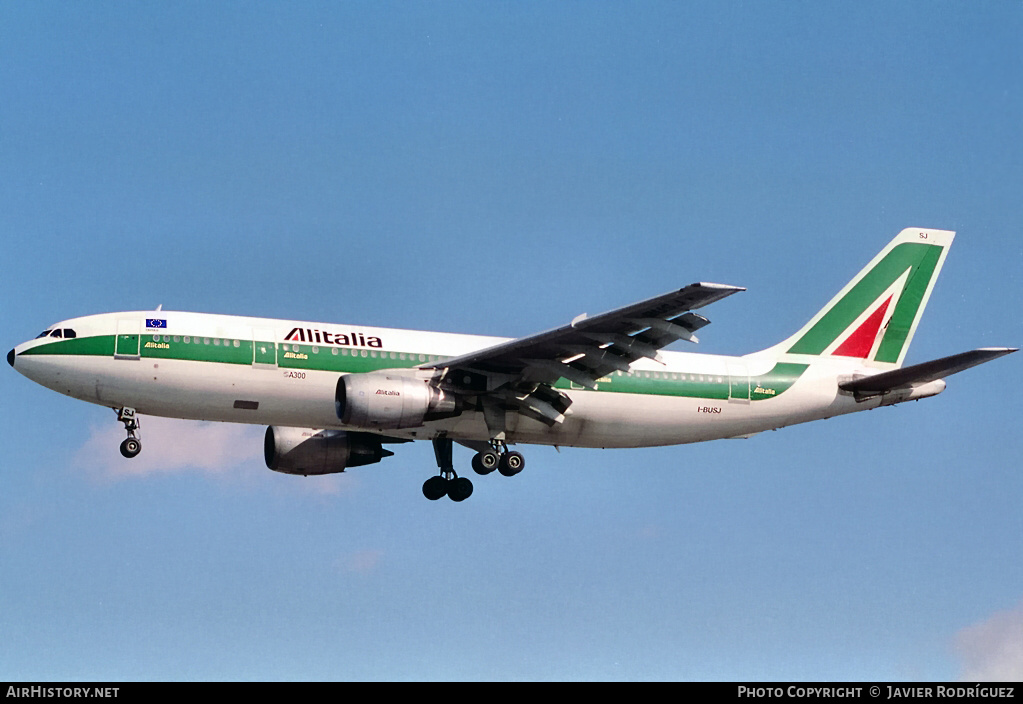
[[116, 407, 142, 458]]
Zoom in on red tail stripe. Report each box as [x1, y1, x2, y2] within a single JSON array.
[[833, 296, 893, 358]]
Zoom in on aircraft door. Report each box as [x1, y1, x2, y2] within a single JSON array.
[[727, 361, 750, 403], [115, 319, 141, 359], [253, 329, 277, 367]]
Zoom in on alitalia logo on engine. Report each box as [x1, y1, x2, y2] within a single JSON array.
[[284, 327, 383, 348]]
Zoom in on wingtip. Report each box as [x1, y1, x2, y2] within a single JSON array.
[[692, 282, 746, 292]]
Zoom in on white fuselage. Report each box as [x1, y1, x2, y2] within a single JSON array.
[[10, 310, 935, 449]]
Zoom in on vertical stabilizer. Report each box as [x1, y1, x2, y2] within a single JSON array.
[[762, 228, 954, 369]]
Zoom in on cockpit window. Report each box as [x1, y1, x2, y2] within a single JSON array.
[[34, 328, 76, 339]]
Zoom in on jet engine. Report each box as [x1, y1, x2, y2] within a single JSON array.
[[264, 426, 392, 475], [335, 372, 458, 430]]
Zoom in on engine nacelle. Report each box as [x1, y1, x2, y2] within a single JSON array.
[[336, 371, 458, 430], [264, 426, 392, 476]]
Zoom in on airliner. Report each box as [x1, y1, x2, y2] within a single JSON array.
[[8, 228, 1016, 501]]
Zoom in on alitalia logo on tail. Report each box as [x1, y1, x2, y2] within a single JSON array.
[[824, 268, 910, 361], [831, 294, 892, 358], [781, 230, 953, 368], [284, 327, 383, 348]]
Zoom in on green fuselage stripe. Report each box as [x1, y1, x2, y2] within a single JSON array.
[[21, 335, 807, 402]]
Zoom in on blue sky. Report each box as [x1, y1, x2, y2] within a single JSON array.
[[2, 1, 1021, 681]]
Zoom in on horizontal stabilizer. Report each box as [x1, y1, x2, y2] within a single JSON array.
[[839, 347, 1017, 395]]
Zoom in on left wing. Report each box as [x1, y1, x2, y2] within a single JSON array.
[[423, 282, 744, 427], [839, 347, 1017, 398]]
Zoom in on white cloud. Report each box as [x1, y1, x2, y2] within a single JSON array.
[[75, 415, 267, 478], [73, 415, 361, 495], [954, 600, 1023, 682]]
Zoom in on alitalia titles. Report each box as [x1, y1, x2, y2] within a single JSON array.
[[285, 327, 383, 348]]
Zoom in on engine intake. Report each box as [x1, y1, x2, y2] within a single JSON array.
[[264, 426, 392, 476], [336, 372, 458, 430]]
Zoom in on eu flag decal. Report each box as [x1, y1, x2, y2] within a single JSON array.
[[146, 319, 167, 329]]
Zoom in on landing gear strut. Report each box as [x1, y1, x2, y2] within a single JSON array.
[[116, 407, 141, 458], [423, 437, 473, 502]]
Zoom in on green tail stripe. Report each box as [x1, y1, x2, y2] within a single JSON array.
[[787, 242, 942, 359], [873, 245, 942, 363]]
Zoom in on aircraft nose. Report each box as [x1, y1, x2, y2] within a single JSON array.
[[7, 348, 14, 367]]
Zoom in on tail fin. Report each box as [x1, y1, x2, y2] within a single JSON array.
[[764, 228, 955, 369]]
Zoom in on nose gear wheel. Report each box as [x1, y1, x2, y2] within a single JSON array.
[[116, 407, 142, 458]]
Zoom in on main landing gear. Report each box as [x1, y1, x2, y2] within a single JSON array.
[[423, 437, 473, 502], [423, 437, 526, 502], [470, 439, 524, 478], [116, 407, 141, 459]]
